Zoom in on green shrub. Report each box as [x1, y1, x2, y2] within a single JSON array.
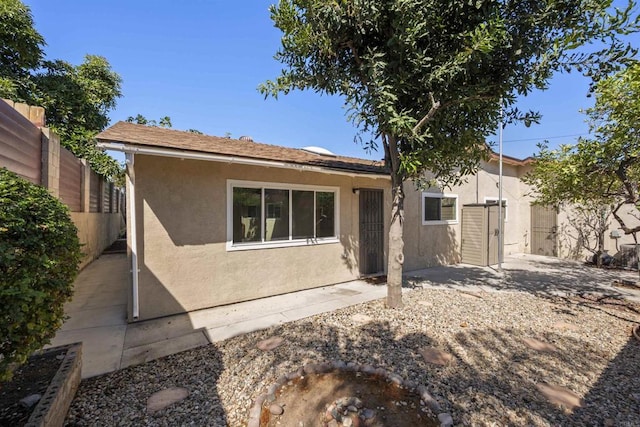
[[0, 168, 81, 381]]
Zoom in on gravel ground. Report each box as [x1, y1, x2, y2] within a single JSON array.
[[66, 288, 640, 426]]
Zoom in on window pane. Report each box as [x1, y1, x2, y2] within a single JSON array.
[[233, 187, 261, 243], [424, 197, 440, 221], [292, 190, 314, 239], [316, 192, 335, 237], [440, 197, 456, 221], [264, 189, 289, 241]]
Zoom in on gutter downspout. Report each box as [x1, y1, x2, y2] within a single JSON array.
[[126, 153, 139, 320]]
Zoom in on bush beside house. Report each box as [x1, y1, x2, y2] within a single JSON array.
[[0, 168, 81, 381]]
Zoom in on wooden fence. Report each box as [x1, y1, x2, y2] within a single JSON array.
[[1, 99, 124, 268], [0, 99, 42, 184], [0, 99, 122, 214], [59, 146, 83, 212]]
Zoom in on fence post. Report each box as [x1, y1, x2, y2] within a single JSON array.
[[10, 102, 45, 127], [29, 105, 45, 128], [41, 128, 60, 197], [81, 159, 91, 213]]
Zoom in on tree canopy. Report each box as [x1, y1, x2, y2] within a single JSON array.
[[126, 114, 173, 128], [0, 0, 122, 178], [126, 114, 203, 133], [261, 0, 639, 307], [525, 62, 640, 237], [0, 0, 43, 99]]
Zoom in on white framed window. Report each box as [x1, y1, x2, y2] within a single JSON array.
[[484, 197, 508, 222], [227, 180, 340, 250], [422, 192, 458, 225]]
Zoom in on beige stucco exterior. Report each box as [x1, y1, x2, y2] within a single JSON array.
[[130, 154, 390, 321], [122, 141, 640, 322], [556, 203, 640, 261], [403, 159, 534, 270]]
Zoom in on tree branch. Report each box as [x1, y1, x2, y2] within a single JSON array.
[[614, 156, 639, 204], [412, 93, 497, 135], [412, 93, 440, 134], [612, 201, 640, 235]]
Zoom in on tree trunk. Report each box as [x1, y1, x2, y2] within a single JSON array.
[[385, 135, 404, 309], [597, 230, 604, 267], [634, 232, 639, 279]]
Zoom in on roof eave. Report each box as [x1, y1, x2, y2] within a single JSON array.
[[97, 140, 389, 179]]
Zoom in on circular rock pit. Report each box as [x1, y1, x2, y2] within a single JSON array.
[[247, 361, 451, 427]]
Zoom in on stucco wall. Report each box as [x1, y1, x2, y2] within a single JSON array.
[[557, 204, 640, 261], [403, 159, 533, 270], [132, 154, 390, 321], [70, 212, 123, 269]]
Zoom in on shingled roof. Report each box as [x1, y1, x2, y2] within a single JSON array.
[[96, 121, 387, 175]]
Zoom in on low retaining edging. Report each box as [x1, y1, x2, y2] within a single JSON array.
[[25, 343, 82, 427], [247, 360, 453, 427]]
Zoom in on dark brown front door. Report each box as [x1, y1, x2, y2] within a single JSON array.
[[531, 204, 558, 256], [359, 189, 384, 275]]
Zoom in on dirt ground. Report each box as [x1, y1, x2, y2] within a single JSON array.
[[0, 348, 65, 425], [262, 370, 439, 427]]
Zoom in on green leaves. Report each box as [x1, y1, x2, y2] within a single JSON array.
[[0, 168, 81, 381], [126, 114, 173, 128], [29, 55, 123, 178], [262, 0, 638, 186], [0, 0, 44, 99], [526, 63, 640, 235], [0, 2, 123, 180]]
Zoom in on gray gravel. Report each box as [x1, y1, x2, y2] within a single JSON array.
[[65, 288, 640, 426]]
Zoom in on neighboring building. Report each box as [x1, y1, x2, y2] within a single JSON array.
[[402, 153, 535, 270]]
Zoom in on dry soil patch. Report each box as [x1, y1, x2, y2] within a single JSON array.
[[261, 370, 438, 426]]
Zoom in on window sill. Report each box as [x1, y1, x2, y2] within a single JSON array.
[[422, 220, 458, 226], [226, 237, 340, 251]]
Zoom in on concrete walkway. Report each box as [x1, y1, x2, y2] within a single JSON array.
[[49, 253, 389, 378], [50, 252, 640, 379]]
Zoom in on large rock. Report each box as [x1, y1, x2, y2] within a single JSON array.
[[419, 347, 454, 366], [522, 338, 557, 352], [146, 387, 189, 413], [536, 383, 582, 411], [257, 336, 285, 351]]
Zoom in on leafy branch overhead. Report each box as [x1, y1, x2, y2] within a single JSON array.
[[0, 1, 122, 178], [525, 62, 640, 237], [261, 0, 638, 184]]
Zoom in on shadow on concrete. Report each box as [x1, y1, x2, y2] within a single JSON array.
[[406, 254, 640, 301]]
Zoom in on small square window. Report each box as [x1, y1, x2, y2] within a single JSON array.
[[422, 193, 458, 224]]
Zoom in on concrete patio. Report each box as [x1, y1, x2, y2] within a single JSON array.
[[49, 252, 640, 379]]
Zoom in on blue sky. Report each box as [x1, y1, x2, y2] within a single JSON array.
[[24, 1, 639, 163]]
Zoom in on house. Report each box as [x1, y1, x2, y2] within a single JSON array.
[[100, 121, 621, 322], [97, 122, 391, 321]]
